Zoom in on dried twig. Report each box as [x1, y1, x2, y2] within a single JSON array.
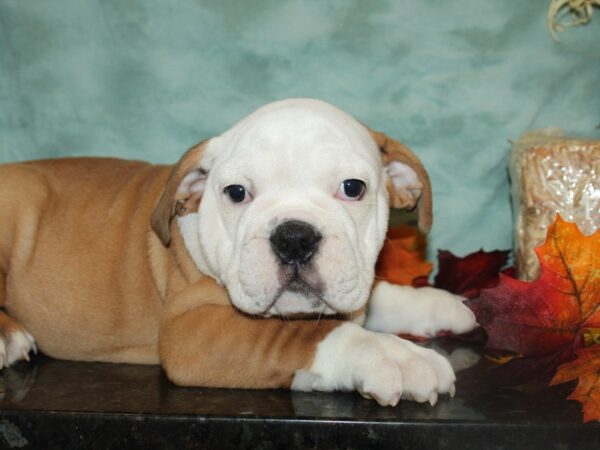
[[548, 0, 600, 41]]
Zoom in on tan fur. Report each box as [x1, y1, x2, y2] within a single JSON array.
[[0, 156, 341, 387], [0, 159, 166, 364], [0, 130, 428, 389]]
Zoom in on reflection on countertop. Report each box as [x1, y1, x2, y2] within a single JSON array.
[[0, 340, 598, 449]]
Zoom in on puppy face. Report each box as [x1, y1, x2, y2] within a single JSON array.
[[153, 99, 431, 317]]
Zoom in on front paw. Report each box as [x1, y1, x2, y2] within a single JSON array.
[[356, 335, 456, 406], [292, 323, 455, 406], [421, 287, 478, 336], [365, 283, 478, 337]]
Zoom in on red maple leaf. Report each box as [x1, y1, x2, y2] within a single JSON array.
[[433, 249, 512, 299], [466, 215, 600, 422]]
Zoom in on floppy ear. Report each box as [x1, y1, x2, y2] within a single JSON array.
[[151, 139, 209, 246], [369, 130, 433, 234]]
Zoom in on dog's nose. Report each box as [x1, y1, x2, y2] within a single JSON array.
[[269, 220, 322, 265]]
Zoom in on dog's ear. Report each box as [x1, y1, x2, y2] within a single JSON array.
[[151, 139, 209, 246], [369, 130, 433, 234]]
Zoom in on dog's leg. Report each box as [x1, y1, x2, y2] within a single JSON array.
[[160, 285, 456, 405], [0, 310, 37, 369], [160, 302, 341, 389], [161, 305, 456, 405], [363, 281, 478, 337]]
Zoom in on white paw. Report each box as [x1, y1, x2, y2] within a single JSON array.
[[0, 325, 37, 369], [292, 323, 455, 406], [364, 282, 478, 337]]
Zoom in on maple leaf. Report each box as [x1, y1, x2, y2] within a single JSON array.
[[551, 345, 600, 423], [434, 249, 512, 299], [466, 215, 600, 421], [467, 216, 600, 357], [376, 225, 433, 286]]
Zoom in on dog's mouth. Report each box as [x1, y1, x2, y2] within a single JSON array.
[[260, 264, 338, 316], [285, 267, 321, 295]]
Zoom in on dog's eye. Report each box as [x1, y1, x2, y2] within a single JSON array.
[[224, 184, 250, 204], [336, 179, 366, 201]]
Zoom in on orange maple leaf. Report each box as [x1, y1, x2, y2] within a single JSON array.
[[539, 216, 600, 325], [468, 215, 600, 357], [376, 225, 432, 286], [467, 215, 600, 422], [551, 345, 600, 423]]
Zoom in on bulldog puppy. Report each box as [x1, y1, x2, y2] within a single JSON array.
[[0, 98, 476, 406]]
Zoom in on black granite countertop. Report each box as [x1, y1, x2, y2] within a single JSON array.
[[1, 340, 598, 449]]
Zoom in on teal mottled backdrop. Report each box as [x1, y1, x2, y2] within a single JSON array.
[[1, 0, 599, 258]]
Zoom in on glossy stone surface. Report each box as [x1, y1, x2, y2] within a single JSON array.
[[1, 342, 598, 449]]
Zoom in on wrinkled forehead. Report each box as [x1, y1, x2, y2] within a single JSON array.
[[204, 100, 381, 171]]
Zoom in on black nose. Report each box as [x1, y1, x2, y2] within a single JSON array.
[[269, 220, 322, 265]]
